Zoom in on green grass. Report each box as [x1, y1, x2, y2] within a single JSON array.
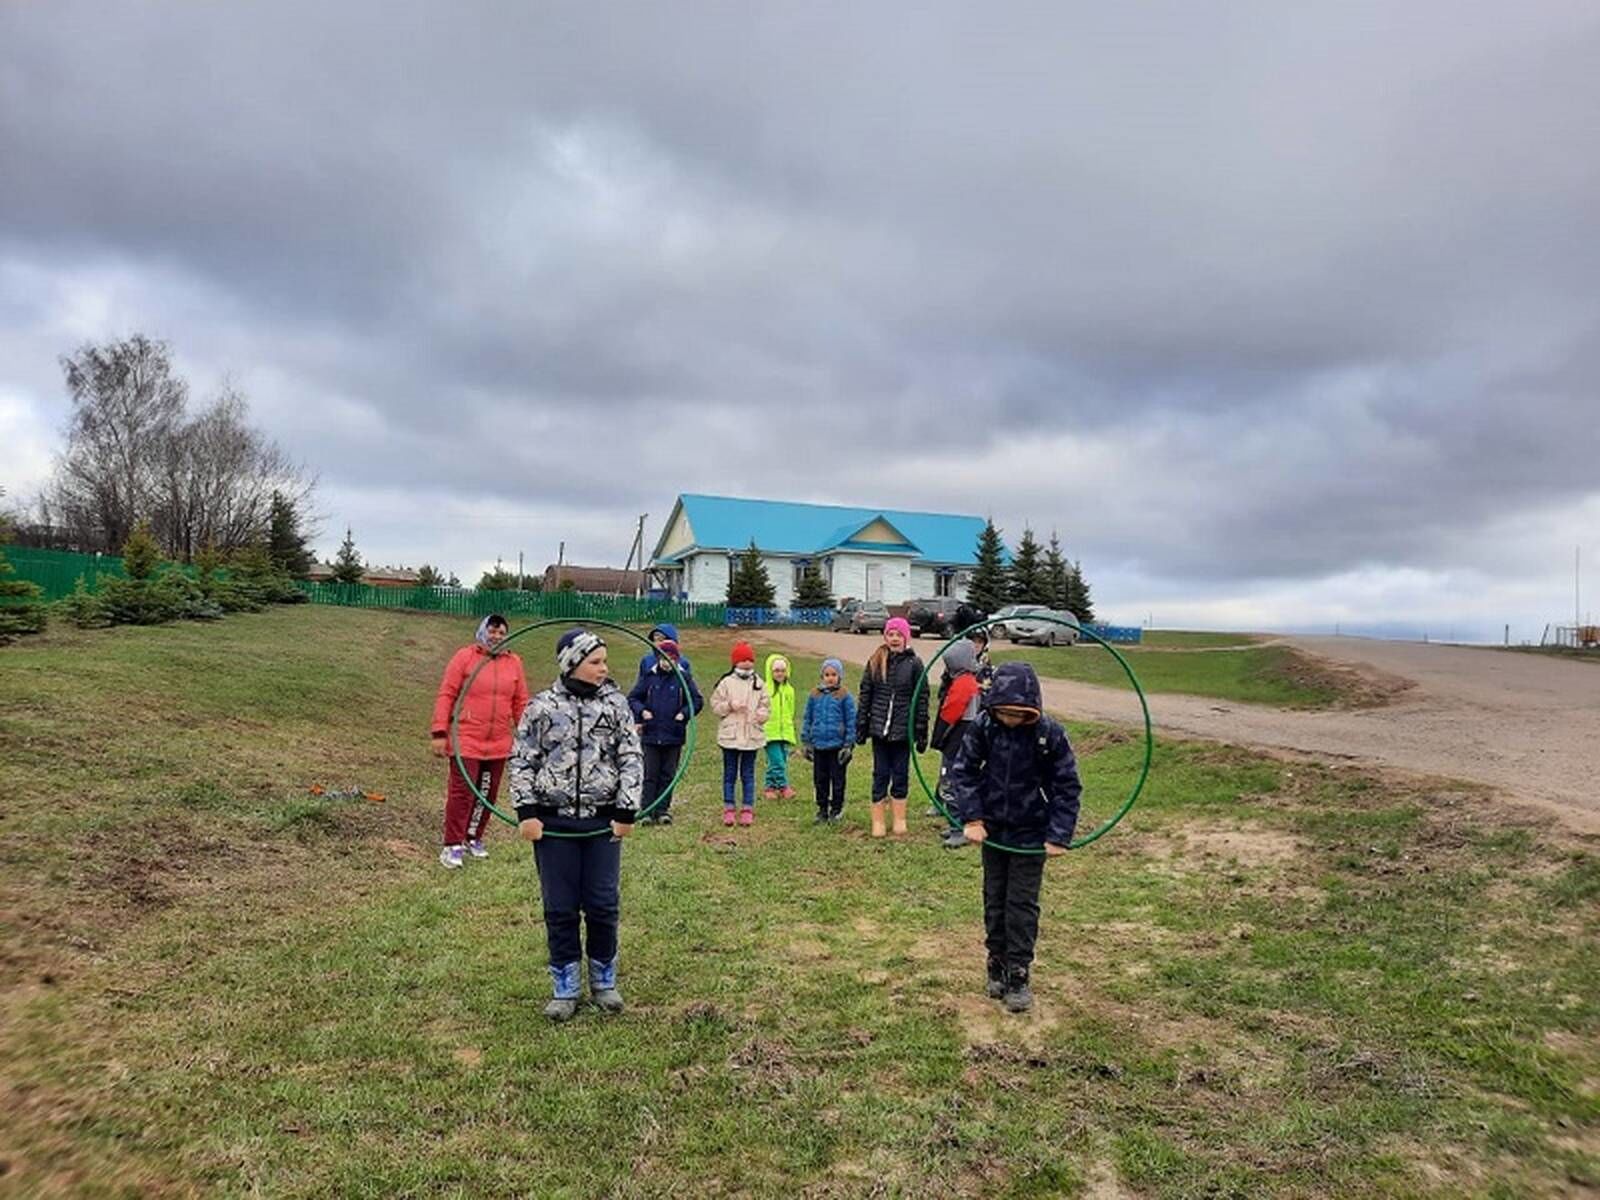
[[1, 608, 1595, 1197], [1141, 630, 1262, 649], [994, 638, 1354, 708]]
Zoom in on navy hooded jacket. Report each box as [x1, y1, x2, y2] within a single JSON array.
[[945, 661, 1081, 848], [627, 659, 705, 746], [636, 623, 694, 679]]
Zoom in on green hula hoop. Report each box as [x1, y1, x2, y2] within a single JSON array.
[[908, 615, 1153, 854], [449, 618, 698, 839]]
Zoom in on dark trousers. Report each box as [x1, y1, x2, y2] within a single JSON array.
[[443, 757, 505, 845], [533, 835, 622, 967], [870, 738, 911, 801], [722, 747, 758, 807], [981, 843, 1045, 977], [641, 743, 684, 815], [812, 748, 848, 816]]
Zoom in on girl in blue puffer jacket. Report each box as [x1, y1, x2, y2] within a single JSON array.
[[801, 657, 858, 824]]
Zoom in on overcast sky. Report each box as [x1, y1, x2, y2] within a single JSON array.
[[3, 2, 1597, 640]]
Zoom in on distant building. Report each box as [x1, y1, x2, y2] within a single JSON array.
[[649, 493, 995, 608], [541, 564, 649, 595], [306, 562, 421, 589]]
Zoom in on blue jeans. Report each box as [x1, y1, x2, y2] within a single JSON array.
[[763, 741, 791, 790], [722, 747, 758, 808]]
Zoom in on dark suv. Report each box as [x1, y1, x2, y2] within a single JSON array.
[[905, 596, 968, 638]]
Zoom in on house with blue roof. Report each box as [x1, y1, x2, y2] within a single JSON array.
[[649, 493, 998, 607]]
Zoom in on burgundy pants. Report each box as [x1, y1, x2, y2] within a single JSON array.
[[443, 757, 506, 845]]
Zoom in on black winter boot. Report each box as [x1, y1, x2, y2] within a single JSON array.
[[985, 957, 1007, 999], [1003, 966, 1033, 1013]]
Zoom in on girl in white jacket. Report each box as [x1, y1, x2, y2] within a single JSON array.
[[710, 640, 771, 827]]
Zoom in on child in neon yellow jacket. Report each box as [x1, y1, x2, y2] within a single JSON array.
[[762, 653, 799, 799]]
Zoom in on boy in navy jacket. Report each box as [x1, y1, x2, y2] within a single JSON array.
[[626, 639, 704, 825], [946, 661, 1081, 1013]]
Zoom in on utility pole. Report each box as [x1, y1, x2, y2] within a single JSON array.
[[621, 513, 648, 598], [518, 550, 524, 591], [1577, 545, 1582, 630], [557, 541, 565, 590]]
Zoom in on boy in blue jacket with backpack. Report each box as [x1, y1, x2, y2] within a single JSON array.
[[946, 661, 1081, 1014], [626, 638, 704, 826]]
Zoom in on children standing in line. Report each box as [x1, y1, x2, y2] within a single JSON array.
[[626, 638, 704, 826], [711, 641, 770, 826], [946, 660, 1081, 1014], [855, 617, 929, 838], [801, 657, 858, 823], [931, 638, 983, 849], [510, 629, 643, 1022], [761, 654, 798, 800]]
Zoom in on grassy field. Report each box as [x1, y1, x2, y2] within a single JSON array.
[[994, 636, 1365, 709], [2, 607, 1596, 1197]]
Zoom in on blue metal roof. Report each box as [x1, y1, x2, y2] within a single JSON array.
[[661, 494, 999, 565]]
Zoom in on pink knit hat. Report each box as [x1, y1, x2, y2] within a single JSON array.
[[884, 617, 912, 641]]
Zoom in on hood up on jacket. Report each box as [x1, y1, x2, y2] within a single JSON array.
[[987, 660, 1043, 721], [943, 639, 977, 677]]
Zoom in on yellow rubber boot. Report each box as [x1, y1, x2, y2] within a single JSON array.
[[870, 801, 887, 838]]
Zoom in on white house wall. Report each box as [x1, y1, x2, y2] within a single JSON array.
[[910, 565, 934, 598]]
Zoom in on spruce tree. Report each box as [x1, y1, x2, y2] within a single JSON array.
[[267, 491, 314, 578], [726, 541, 776, 608], [0, 533, 48, 640], [122, 520, 161, 580], [794, 564, 834, 609], [1066, 561, 1095, 623], [330, 527, 365, 584], [1044, 532, 1072, 610], [1007, 527, 1049, 604], [967, 519, 1010, 614], [416, 564, 444, 588]]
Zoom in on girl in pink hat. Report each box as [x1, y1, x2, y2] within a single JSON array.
[[855, 617, 929, 837]]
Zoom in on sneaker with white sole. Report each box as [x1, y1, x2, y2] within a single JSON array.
[[439, 845, 465, 869], [466, 839, 488, 859]]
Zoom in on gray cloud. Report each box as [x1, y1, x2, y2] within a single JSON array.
[[2, 1, 1598, 633]]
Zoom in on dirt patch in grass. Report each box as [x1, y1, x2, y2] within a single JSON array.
[[1146, 819, 1307, 869]]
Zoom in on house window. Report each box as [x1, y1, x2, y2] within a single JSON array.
[[792, 558, 810, 592], [935, 569, 955, 598], [686, 559, 694, 590]]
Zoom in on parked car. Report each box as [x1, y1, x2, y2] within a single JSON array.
[[832, 598, 890, 634], [1008, 608, 1081, 646], [904, 596, 967, 638], [989, 604, 1048, 641]]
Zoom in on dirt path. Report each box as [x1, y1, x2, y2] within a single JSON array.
[[763, 629, 1600, 835]]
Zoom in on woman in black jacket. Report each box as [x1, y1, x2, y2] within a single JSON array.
[[855, 616, 929, 837]]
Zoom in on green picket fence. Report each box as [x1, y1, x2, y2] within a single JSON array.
[[1, 546, 127, 601], [3, 546, 727, 627], [297, 581, 726, 626]]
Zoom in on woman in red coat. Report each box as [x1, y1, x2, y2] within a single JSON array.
[[430, 614, 529, 868]]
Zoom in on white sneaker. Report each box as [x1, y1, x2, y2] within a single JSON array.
[[439, 845, 464, 869], [466, 839, 488, 859]]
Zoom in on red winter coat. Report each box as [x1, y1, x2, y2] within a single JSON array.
[[431, 645, 529, 760]]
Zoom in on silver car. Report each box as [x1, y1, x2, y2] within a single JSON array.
[[1008, 608, 1081, 646], [989, 604, 1047, 641]]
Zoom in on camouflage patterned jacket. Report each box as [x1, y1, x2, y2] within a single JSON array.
[[510, 678, 644, 828]]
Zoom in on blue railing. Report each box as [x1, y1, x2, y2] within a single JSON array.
[[725, 606, 836, 627], [1084, 623, 1142, 644]]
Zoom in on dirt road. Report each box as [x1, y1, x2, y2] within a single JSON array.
[[764, 629, 1600, 835]]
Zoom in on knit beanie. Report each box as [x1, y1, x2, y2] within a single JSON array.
[[884, 617, 912, 642], [656, 638, 681, 662], [821, 657, 845, 685], [556, 628, 605, 676], [730, 641, 755, 666]]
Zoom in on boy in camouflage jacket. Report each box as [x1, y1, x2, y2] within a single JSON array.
[[511, 628, 644, 1021]]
